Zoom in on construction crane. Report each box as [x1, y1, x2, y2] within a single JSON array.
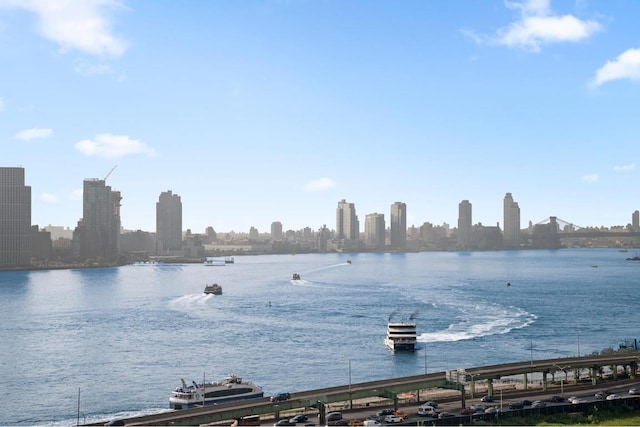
[[104, 165, 118, 181]]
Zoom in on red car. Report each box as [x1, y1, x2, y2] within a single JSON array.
[[460, 408, 476, 415]]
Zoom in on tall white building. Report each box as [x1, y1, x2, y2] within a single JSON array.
[[365, 213, 385, 250], [390, 201, 407, 250], [457, 200, 472, 248], [336, 199, 360, 241], [503, 193, 520, 248], [156, 190, 182, 253], [271, 221, 283, 240]]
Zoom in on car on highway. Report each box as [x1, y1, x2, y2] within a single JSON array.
[[531, 400, 546, 408], [423, 400, 438, 408], [629, 388, 640, 395], [326, 412, 343, 422], [481, 395, 494, 402], [484, 406, 501, 414], [289, 415, 308, 423], [595, 391, 609, 400], [459, 408, 476, 415], [376, 409, 395, 417], [606, 394, 622, 400], [274, 420, 295, 426], [417, 405, 439, 417], [438, 412, 455, 419], [331, 420, 349, 426], [470, 404, 488, 412], [271, 392, 291, 402], [548, 395, 564, 402], [508, 401, 524, 409], [383, 415, 402, 424]]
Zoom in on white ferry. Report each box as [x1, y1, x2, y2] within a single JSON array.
[[384, 321, 417, 352], [169, 374, 263, 409]]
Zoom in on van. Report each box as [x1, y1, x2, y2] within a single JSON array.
[[362, 421, 381, 427], [417, 405, 439, 417]]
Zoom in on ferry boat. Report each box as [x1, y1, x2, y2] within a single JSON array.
[[204, 284, 222, 295], [384, 321, 417, 352], [169, 374, 263, 409]]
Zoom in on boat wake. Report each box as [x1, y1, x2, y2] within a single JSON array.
[[417, 302, 536, 343], [168, 293, 216, 310]]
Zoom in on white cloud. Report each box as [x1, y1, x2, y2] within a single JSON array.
[[13, 127, 53, 140], [74, 133, 157, 158], [73, 60, 115, 76], [0, 0, 127, 57], [582, 174, 599, 183], [40, 193, 59, 203], [592, 48, 640, 87], [303, 177, 335, 191], [466, 0, 602, 52], [70, 188, 83, 200], [613, 163, 636, 172]]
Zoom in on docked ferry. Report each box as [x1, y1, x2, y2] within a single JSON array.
[[384, 321, 417, 352], [169, 374, 263, 409]]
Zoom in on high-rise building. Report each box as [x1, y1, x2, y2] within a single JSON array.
[[364, 213, 385, 250], [156, 190, 182, 253], [503, 192, 520, 248], [74, 178, 121, 261], [271, 221, 283, 240], [390, 201, 407, 250], [457, 200, 472, 248], [336, 199, 360, 241], [0, 167, 32, 267], [633, 210, 639, 232]]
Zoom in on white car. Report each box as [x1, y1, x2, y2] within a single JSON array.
[[606, 394, 622, 400], [383, 415, 402, 423]]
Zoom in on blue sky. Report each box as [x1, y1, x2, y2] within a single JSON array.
[[2, 0, 640, 234]]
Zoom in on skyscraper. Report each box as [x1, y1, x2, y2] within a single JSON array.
[[156, 190, 182, 253], [457, 200, 472, 248], [390, 201, 407, 250], [0, 167, 32, 267], [503, 192, 520, 248], [336, 199, 360, 241], [271, 221, 283, 240], [75, 178, 121, 262], [364, 213, 385, 250]]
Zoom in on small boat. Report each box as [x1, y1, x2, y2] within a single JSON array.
[[292, 273, 301, 280], [384, 320, 417, 352], [204, 284, 222, 295], [204, 258, 225, 267], [225, 257, 235, 264], [346, 260, 352, 264], [169, 374, 263, 409]]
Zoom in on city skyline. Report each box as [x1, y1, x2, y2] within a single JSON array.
[[2, 1, 640, 232]]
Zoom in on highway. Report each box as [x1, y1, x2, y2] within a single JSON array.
[[92, 353, 640, 426]]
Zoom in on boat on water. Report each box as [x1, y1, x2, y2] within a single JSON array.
[[204, 284, 222, 295], [225, 257, 235, 264], [292, 273, 301, 280], [346, 259, 352, 264], [169, 374, 263, 409], [204, 258, 225, 267], [384, 321, 417, 352], [626, 253, 640, 261]]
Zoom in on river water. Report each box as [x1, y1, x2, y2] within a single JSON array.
[[1, 249, 638, 425]]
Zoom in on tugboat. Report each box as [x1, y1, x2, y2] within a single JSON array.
[[292, 273, 301, 280], [204, 283, 222, 295]]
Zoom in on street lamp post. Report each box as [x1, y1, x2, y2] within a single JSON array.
[[553, 364, 571, 396], [348, 359, 352, 409]]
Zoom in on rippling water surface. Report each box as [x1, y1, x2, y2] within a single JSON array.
[[1, 249, 639, 425]]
